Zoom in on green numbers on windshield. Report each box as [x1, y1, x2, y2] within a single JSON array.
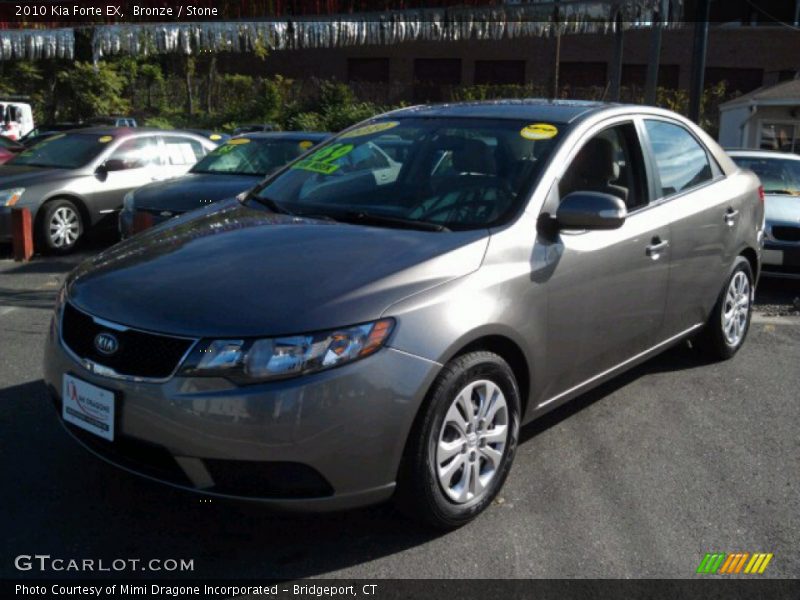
[[292, 143, 354, 175]]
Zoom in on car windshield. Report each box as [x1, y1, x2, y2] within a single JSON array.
[[9, 133, 110, 168], [252, 118, 563, 231], [733, 156, 800, 195], [191, 138, 317, 176]]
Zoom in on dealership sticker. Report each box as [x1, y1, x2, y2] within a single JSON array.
[[298, 140, 314, 150], [520, 123, 558, 140], [227, 138, 251, 145], [340, 121, 399, 139], [209, 134, 222, 141], [97, 135, 114, 143], [292, 142, 354, 175]]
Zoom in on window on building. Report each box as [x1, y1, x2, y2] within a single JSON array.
[[621, 64, 680, 89], [347, 58, 390, 83], [559, 62, 607, 88], [759, 122, 798, 153], [413, 58, 462, 102], [705, 67, 764, 94], [474, 60, 525, 85]]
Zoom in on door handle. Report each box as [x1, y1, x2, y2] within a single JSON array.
[[645, 238, 669, 260], [724, 208, 739, 226]]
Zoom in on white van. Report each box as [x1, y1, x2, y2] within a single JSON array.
[[0, 101, 34, 141]]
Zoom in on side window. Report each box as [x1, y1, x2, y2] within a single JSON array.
[[162, 136, 206, 166], [559, 123, 647, 210], [107, 137, 159, 170], [644, 120, 713, 197]]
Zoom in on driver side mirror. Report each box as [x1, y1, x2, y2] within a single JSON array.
[[556, 191, 627, 231]]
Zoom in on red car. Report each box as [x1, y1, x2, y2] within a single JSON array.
[[0, 136, 24, 164]]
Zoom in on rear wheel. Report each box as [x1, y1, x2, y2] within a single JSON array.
[[39, 199, 83, 254], [396, 351, 521, 529], [695, 257, 754, 360]]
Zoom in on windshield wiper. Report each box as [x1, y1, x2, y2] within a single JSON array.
[[335, 211, 450, 232], [249, 194, 295, 216]]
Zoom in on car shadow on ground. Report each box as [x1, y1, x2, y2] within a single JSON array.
[[2, 339, 714, 580]]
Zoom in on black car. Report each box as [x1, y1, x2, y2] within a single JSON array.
[[119, 131, 329, 237]]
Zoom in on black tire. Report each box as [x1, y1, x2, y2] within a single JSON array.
[[38, 199, 83, 255], [395, 351, 521, 529], [694, 256, 754, 361]]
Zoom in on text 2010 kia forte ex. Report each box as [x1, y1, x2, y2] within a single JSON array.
[[44, 100, 764, 528]]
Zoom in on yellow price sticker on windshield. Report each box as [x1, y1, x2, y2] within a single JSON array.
[[209, 134, 222, 141], [520, 123, 558, 140], [98, 135, 113, 143], [341, 121, 399, 139], [227, 138, 250, 145], [298, 140, 314, 150]]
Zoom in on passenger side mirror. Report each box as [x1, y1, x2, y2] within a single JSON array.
[[556, 191, 627, 231]]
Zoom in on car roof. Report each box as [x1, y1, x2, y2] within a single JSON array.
[[386, 99, 615, 123], [54, 127, 204, 137], [238, 131, 330, 141], [726, 149, 800, 160]]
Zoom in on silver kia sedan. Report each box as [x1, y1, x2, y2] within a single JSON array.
[[0, 128, 216, 253], [44, 101, 763, 528]]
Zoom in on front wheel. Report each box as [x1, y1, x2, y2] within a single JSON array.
[[396, 351, 521, 529], [39, 199, 83, 254], [695, 257, 754, 360]]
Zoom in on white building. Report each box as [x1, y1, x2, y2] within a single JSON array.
[[719, 79, 800, 152]]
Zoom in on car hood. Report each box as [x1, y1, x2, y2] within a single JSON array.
[[765, 194, 800, 225], [67, 199, 489, 337], [133, 172, 262, 213], [0, 164, 76, 187]]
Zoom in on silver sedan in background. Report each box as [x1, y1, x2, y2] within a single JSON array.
[[728, 150, 800, 278], [0, 128, 216, 253]]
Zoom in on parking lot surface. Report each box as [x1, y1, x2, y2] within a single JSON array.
[[1, 238, 799, 579]]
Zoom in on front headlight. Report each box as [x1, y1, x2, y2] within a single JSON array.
[[0, 188, 25, 206], [122, 191, 135, 211], [179, 319, 394, 384]]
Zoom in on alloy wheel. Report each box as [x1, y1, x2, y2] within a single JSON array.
[[49, 206, 80, 248], [436, 379, 509, 504], [721, 270, 750, 347]]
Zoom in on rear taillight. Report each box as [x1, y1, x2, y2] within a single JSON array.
[[132, 211, 154, 234], [758, 185, 765, 203]]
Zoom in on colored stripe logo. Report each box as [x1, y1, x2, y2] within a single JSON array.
[[697, 553, 773, 574]]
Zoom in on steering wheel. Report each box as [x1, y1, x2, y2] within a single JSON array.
[[411, 175, 514, 224]]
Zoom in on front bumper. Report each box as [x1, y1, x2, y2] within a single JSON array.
[[762, 241, 800, 278], [43, 317, 440, 510]]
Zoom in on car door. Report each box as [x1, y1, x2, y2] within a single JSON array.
[[84, 135, 162, 214], [538, 120, 671, 402], [640, 119, 737, 338], [158, 135, 208, 181]]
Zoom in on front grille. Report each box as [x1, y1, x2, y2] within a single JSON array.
[[772, 226, 800, 243], [61, 302, 194, 379]]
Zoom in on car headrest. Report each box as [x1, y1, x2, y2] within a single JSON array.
[[576, 137, 619, 182], [452, 139, 497, 176]]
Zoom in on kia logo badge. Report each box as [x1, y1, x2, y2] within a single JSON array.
[[94, 332, 119, 355]]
